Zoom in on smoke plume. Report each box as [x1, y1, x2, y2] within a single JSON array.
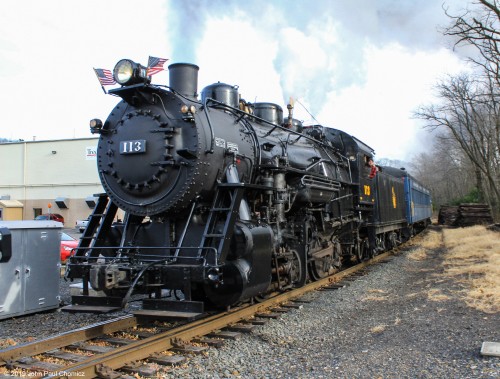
[[166, 0, 468, 115]]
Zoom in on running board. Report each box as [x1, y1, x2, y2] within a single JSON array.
[[133, 299, 204, 321], [61, 295, 123, 313]]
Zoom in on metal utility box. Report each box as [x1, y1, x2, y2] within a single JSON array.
[[0, 221, 61, 320]]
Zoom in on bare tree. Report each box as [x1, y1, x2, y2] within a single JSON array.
[[430, 0, 500, 219], [414, 72, 500, 217], [410, 131, 476, 209], [444, 0, 500, 86]]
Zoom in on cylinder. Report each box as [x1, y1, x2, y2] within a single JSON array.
[[168, 63, 199, 100]]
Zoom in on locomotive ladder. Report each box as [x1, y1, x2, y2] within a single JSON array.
[[198, 183, 245, 264], [75, 193, 118, 255], [63, 194, 125, 313]]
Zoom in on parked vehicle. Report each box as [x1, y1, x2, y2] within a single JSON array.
[[75, 216, 90, 233], [34, 213, 64, 224], [60, 232, 78, 262]]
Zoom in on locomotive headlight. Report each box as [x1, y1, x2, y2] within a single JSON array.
[[113, 59, 150, 86], [114, 59, 134, 84]]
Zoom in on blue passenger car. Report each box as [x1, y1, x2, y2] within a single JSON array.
[[404, 174, 432, 228]]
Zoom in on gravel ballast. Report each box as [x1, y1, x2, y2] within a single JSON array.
[[1, 226, 499, 378]]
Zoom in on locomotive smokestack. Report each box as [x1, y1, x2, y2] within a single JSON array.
[[168, 63, 199, 100]]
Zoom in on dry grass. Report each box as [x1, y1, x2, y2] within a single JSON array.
[[427, 289, 450, 302], [362, 289, 387, 302], [406, 230, 442, 262], [408, 247, 428, 261], [405, 225, 499, 313], [361, 289, 387, 304], [420, 229, 443, 249], [442, 225, 500, 313], [361, 295, 388, 302], [367, 289, 386, 293]]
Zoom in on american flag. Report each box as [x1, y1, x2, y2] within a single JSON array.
[[94, 68, 116, 86], [147, 56, 168, 76]]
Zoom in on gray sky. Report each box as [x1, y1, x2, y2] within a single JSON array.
[[0, 0, 471, 160]]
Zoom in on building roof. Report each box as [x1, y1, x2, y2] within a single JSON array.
[[0, 200, 24, 208]]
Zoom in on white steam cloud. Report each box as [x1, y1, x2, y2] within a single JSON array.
[[166, 0, 466, 114]]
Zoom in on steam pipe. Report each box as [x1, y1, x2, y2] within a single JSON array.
[[226, 164, 251, 221], [286, 97, 294, 128]]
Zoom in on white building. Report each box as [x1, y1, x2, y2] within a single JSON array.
[[0, 137, 116, 227]]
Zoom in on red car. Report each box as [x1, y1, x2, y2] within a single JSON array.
[[35, 213, 65, 225], [60, 232, 78, 262]]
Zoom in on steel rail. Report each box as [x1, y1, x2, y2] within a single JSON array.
[[45, 251, 391, 378], [0, 315, 138, 365], [0, 252, 391, 377]]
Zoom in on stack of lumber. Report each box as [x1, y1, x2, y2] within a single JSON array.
[[438, 204, 494, 226], [438, 205, 459, 225], [455, 203, 494, 227]]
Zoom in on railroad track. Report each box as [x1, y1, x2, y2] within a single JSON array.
[[0, 252, 391, 378]]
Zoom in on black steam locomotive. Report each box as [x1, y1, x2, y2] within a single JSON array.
[[65, 59, 432, 316]]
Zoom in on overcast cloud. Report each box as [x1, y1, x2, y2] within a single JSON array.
[[0, 0, 471, 160]]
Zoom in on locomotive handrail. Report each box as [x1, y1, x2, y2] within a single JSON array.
[[301, 175, 342, 192], [69, 245, 219, 266], [238, 117, 261, 172], [174, 197, 199, 258], [201, 98, 216, 153], [116, 212, 132, 259]]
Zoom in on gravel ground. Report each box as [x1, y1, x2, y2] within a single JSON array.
[[1, 226, 499, 378]]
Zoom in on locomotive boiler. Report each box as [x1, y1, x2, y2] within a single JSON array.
[[65, 59, 431, 316]]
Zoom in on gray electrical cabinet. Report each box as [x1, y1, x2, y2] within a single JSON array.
[[0, 221, 61, 320]]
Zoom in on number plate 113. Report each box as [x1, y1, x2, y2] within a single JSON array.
[[120, 140, 146, 154]]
